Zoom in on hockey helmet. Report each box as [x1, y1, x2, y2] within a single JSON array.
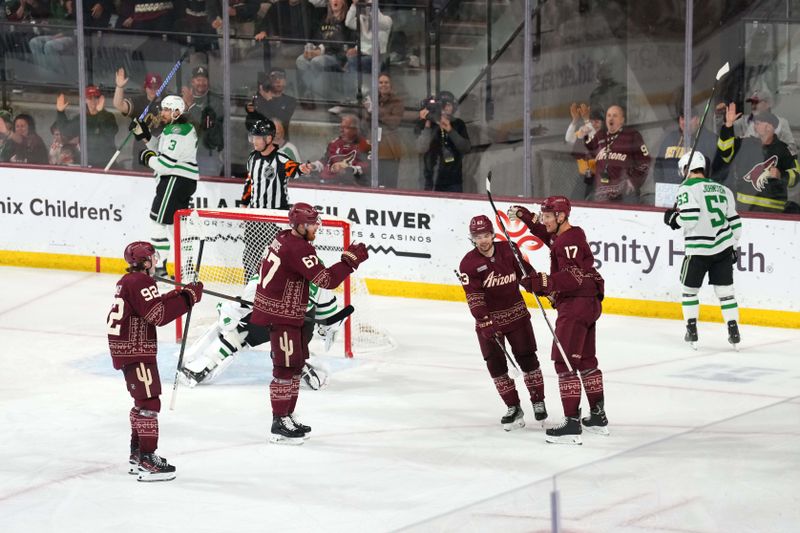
[[248, 119, 276, 139], [124, 241, 158, 267], [469, 214, 494, 237], [288, 202, 320, 227], [541, 196, 571, 217], [678, 151, 707, 175], [160, 95, 186, 116]]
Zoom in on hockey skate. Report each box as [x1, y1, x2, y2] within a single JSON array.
[[289, 413, 311, 440], [179, 366, 210, 388], [137, 452, 176, 482], [532, 401, 548, 425], [128, 446, 140, 475], [582, 401, 609, 436], [545, 409, 582, 445], [269, 416, 305, 445], [501, 405, 525, 431], [684, 318, 698, 350], [727, 320, 741, 351]]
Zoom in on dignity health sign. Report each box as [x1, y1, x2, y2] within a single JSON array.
[[1, 166, 798, 314]]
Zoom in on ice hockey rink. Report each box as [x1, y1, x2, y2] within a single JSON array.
[[1, 265, 798, 533]]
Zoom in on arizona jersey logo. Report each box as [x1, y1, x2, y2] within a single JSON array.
[[742, 155, 778, 192]]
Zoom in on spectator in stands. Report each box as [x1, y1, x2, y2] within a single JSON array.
[[117, 0, 176, 32], [0, 110, 15, 156], [273, 118, 300, 160], [179, 0, 218, 53], [0, 113, 48, 164], [309, 113, 370, 185], [182, 65, 223, 176], [82, 0, 112, 28], [244, 68, 297, 135], [296, 0, 356, 103], [48, 122, 65, 165], [4, 0, 49, 21], [733, 88, 797, 155], [717, 103, 800, 213], [27, 0, 75, 77], [365, 72, 404, 188], [653, 106, 717, 185], [583, 104, 651, 203], [416, 90, 470, 192], [54, 85, 119, 168], [589, 59, 627, 121], [211, 0, 260, 60], [344, 0, 392, 93], [114, 68, 164, 170], [255, 0, 319, 74], [565, 102, 603, 200]]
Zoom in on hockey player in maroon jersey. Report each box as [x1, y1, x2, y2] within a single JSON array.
[[106, 241, 203, 481], [457, 215, 548, 431], [511, 197, 608, 445], [250, 202, 369, 445]]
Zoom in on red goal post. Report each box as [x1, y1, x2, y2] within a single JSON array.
[[173, 207, 354, 357]]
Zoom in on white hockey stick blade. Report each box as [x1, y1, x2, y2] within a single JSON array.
[[716, 62, 730, 80], [485, 171, 493, 193]]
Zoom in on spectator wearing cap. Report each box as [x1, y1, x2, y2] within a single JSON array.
[[244, 68, 297, 135], [733, 88, 797, 155], [182, 65, 223, 176], [0, 113, 49, 164], [54, 86, 119, 168], [717, 102, 800, 213], [113, 68, 165, 169], [653, 106, 718, 185]]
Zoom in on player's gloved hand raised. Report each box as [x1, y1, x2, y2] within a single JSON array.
[[508, 205, 536, 226], [129, 118, 151, 141], [139, 148, 157, 167], [182, 282, 204, 306], [663, 207, 680, 230], [477, 317, 500, 340], [341, 242, 368, 269]]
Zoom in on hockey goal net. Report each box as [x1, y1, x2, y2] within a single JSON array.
[[172, 208, 393, 357]]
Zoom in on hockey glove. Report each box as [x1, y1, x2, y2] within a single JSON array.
[[509, 205, 536, 226], [663, 208, 681, 230], [526, 272, 549, 295], [129, 118, 151, 141], [341, 242, 368, 269], [139, 149, 157, 167], [182, 281, 204, 307], [477, 317, 500, 340]]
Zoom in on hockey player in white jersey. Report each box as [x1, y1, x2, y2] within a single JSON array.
[[130, 94, 199, 277], [663, 152, 743, 349], [179, 278, 341, 389]]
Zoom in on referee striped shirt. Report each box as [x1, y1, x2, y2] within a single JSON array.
[[242, 147, 301, 209]]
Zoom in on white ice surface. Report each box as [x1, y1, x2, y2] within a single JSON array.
[[0, 266, 798, 533]]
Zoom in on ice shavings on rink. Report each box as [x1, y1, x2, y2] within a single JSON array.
[[1, 266, 798, 533]]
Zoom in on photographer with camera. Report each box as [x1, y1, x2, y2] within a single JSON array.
[[416, 90, 471, 192], [245, 68, 297, 137]]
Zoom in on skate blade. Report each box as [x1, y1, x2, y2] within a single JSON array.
[[545, 434, 583, 445], [687, 341, 698, 351], [583, 425, 610, 436], [269, 434, 305, 445], [502, 418, 526, 432], [137, 471, 177, 482], [128, 464, 139, 475]]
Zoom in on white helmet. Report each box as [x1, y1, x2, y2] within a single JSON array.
[[678, 151, 707, 175], [160, 95, 186, 117]]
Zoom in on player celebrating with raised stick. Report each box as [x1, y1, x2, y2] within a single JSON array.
[[250, 203, 368, 445], [511, 197, 607, 444], [106, 241, 203, 481], [457, 215, 548, 431]]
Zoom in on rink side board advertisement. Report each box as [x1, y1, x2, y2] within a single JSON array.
[[1, 167, 798, 327]]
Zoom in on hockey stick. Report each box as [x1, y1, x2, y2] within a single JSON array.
[[453, 269, 520, 378], [485, 172, 577, 374], [154, 276, 354, 326], [169, 238, 204, 410], [104, 50, 190, 172], [681, 62, 730, 182]]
